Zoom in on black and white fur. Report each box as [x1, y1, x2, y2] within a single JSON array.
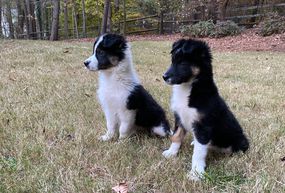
[[84, 34, 170, 140], [162, 39, 249, 180]]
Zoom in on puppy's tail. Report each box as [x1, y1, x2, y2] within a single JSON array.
[[151, 120, 171, 137], [162, 120, 171, 136]]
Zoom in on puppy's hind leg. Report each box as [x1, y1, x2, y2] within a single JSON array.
[[118, 111, 136, 139], [99, 110, 117, 141]]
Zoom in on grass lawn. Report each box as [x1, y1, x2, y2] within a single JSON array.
[[0, 40, 284, 193]]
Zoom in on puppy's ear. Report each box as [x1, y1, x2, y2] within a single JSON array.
[[102, 34, 127, 50], [182, 41, 211, 60], [171, 39, 186, 54]]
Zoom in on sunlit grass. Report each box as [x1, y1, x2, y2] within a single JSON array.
[[0, 39, 284, 192]]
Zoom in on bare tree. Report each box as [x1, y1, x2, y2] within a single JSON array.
[[101, 0, 110, 34], [107, 2, 111, 32], [72, 0, 78, 38], [64, 0, 69, 38], [218, 0, 230, 20], [114, 0, 119, 12], [123, 0, 126, 35], [23, 0, 30, 38], [0, 0, 2, 38], [82, 0, 86, 37], [96, 0, 100, 35], [50, 0, 60, 41], [5, 0, 14, 38], [250, 0, 263, 23], [35, 0, 42, 39], [25, 0, 37, 39], [42, 0, 50, 39], [16, 0, 25, 38]]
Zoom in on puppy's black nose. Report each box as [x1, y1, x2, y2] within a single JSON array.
[[163, 74, 169, 81], [84, 61, 90, 67]]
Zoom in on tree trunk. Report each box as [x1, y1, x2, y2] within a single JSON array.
[[219, 0, 230, 21], [35, 0, 42, 39], [159, 11, 164, 35], [107, 2, 111, 32], [42, 1, 50, 39], [96, 0, 100, 35], [16, 0, 25, 38], [101, 0, 110, 34], [64, 0, 69, 38], [50, 0, 60, 41], [208, 0, 218, 22], [123, 0, 126, 35], [6, 0, 14, 38], [114, 0, 119, 12], [23, 0, 30, 39], [25, 0, 37, 39], [72, 0, 79, 38], [82, 0, 86, 37], [250, 0, 261, 24], [0, 0, 3, 38]]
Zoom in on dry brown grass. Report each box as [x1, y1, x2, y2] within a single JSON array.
[[0, 39, 284, 193]]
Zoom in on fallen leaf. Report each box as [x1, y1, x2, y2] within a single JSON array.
[[85, 93, 92, 97], [65, 134, 75, 141], [9, 74, 16, 81], [112, 182, 128, 193]]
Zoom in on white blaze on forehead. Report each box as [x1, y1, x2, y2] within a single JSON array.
[[93, 34, 105, 54]]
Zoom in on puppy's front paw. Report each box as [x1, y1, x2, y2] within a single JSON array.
[[187, 168, 205, 181], [98, 134, 113, 141], [119, 133, 129, 140], [162, 149, 177, 158]]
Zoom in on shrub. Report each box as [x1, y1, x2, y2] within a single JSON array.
[[212, 20, 241, 38], [258, 12, 285, 36], [180, 20, 215, 37], [180, 20, 241, 38]]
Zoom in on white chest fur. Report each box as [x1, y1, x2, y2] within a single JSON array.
[[97, 71, 135, 114], [171, 84, 199, 132]]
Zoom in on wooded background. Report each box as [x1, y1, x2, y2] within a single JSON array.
[[0, 0, 284, 40]]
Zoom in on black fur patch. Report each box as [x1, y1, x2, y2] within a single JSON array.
[[127, 85, 170, 134], [166, 39, 249, 152]]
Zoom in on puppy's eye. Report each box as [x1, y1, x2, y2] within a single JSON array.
[[97, 49, 104, 55]]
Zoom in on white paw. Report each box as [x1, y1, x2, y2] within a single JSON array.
[[119, 133, 129, 140], [162, 149, 177, 158], [98, 134, 113, 141], [187, 168, 205, 181]]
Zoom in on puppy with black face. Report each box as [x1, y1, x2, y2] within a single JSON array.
[[84, 34, 170, 140], [162, 39, 249, 180]]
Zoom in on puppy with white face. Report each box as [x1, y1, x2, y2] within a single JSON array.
[[84, 34, 170, 140], [162, 39, 249, 180]]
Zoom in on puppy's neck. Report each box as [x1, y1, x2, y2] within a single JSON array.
[[98, 47, 139, 89]]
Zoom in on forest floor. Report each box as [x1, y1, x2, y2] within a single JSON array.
[[78, 29, 285, 52], [0, 39, 284, 193]]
